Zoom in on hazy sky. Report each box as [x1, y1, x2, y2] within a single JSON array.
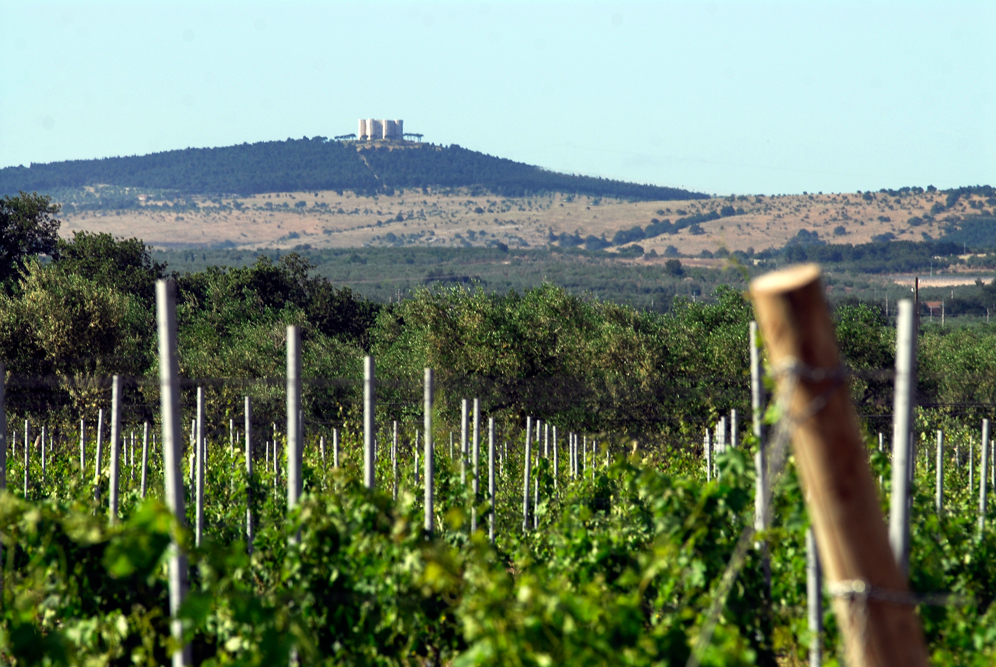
[[2, 1, 993, 195]]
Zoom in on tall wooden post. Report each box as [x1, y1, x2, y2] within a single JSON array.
[[751, 264, 928, 667], [155, 280, 192, 667]]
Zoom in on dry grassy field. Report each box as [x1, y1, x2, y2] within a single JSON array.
[[59, 187, 988, 259]]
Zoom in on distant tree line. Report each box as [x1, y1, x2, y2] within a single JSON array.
[[360, 144, 704, 201], [0, 138, 705, 202], [548, 206, 741, 251], [758, 239, 964, 274]]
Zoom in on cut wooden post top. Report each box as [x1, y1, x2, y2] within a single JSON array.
[[750, 264, 842, 378], [750, 263, 821, 295], [750, 262, 929, 667]]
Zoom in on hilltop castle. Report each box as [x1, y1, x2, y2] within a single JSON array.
[[358, 119, 403, 141]]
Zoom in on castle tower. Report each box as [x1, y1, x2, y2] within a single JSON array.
[[358, 118, 404, 140], [384, 120, 402, 140]]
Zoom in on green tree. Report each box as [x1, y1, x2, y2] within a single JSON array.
[[55, 231, 167, 304], [0, 260, 152, 417], [0, 191, 61, 287]]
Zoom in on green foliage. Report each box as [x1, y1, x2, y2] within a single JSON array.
[[4, 423, 995, 666], [156, 245, 745, 318], [0, 260, 152, 417], [0, 192, 61, 287], [54, 232, 166, 305], [764, 240, 964, 274], [0, 140, 705, 202], [370, 282, 756, 434]]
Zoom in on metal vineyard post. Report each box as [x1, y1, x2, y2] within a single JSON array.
[[141, 422, 149, 498], [523, 416, 532, 532], [980, 419, 990, 536], [95, 408, 104, 492], [364, 356, 375, 490], [936, 430, 944, 517], [0, 366, 6, 492], [0, 365, 5, 597], [889, 300, 916, 576], [552, 426, 558, 489], [414, 431, 420, 485], [23, 421, 29, 498], [461, 399, 469, 485], [807, 527, 823, 667], [333, 428, 339, 468], [704, 430, 712, 482], [287, 326, 303, 545], [155, 279, 192, 667], [969, 437, 974, 494], [109, 376, 122, 522], [488, 416, 495, 545], [195, 387, 205, 546], [245, 396, 254, 556], [533, 450, 539, 530], [472, 398, 480, 534], [424, 369, 434, 537]]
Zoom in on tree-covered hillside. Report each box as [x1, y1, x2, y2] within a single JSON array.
[[0, 138, 705, 202]]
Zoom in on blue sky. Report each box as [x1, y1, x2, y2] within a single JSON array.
[[2, 1, 993, 195]]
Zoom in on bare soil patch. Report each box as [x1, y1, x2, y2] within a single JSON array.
[[59, 188, 991, 257]]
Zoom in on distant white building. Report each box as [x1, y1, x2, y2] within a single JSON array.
[[358, 118, 403, 140]]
